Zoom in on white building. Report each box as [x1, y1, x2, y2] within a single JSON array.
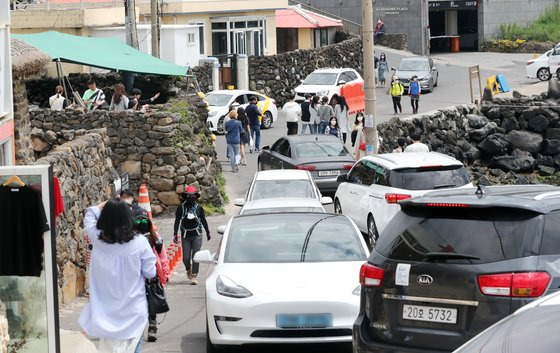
[[0, 0, 14, 166], [90, 24, 203, 68]]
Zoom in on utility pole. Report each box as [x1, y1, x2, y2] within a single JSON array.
[[362, 0, 378, 153], [124, 0, 139, 49], [150, 0, 160, 57]]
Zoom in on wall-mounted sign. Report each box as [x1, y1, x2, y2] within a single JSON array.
[[374, 7, 410, 16], [428, 1, 477, 10]]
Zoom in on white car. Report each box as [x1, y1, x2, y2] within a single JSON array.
[[527, 49, 553, 81], [194, 212, 369, 350], [239, 198, 326, 215], [334, 152, 472, 246], [293, 68, 363, 103], [204, 89, 278, 134], [234, 170, 332, 207]]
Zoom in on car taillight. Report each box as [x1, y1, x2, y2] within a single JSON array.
[[385, 193, 411, 204], [343, 164, 353, 170], [426, 203, 470, 208], [360, 263, 385, 287], [478, 272, 550, 298], [295, 165, 316, 171]]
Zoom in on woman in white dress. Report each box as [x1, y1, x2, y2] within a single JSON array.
[[334, 96, 350, 144]]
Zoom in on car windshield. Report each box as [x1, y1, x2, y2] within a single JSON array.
[[389, 165, 470, 190], [376, 207, 542, 264], [242, 207, 324, 215], [295, 141, 350, 158], [250, 180, 315, 200], [398, 59, 430, 71], [204, 93, 233, 107], [303, 73, 338, 85], [225, 214, 367, 263]]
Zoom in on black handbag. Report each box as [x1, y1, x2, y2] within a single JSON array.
[[145, 280, 170, 314]]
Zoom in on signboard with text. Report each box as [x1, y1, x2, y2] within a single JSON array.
[[428, 0, 477, 10]]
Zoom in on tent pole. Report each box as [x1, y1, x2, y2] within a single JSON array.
[[58, 60, 70, 103]]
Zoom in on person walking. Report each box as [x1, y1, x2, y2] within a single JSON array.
[[310, 95, 321, 134], [237, 107, 250, 166], [374, 53, 379, 87], [404, 129, 430, 152], [378, 53, 389, 88], [392, 137, 407, 153], [49, 85, 69, 111], [132, 208, 169, 343], [245, 96, 262, 152], [82, 78, 106, 111], [224, 110, 242, 172], [300, 94, 312, 134], [109, 83, 129, 112], [351, 112, 364, 149], [80, 199, 156, 353], [173, 186, 210, 285], [324, 117, 343, 141], [329, 93, 339, 108], [335, 96, 350, 143], [283, 94, 301, 135], [390, 76, 404, 115], [409, 76, 421, 114], [317, 96, 334, 134]]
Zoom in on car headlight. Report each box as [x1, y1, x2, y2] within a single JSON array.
[[419, 76, 429, 81], [316, 90, 329, 96], [208, 111, 217, 117], [216, 275, 253, 298]]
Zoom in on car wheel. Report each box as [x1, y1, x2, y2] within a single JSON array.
[[367, 214, 379, 248], [434, 75, 438, 87], [261, 111, 273, 129], [257, 159, 264, 171], [334, 199, 343, 214], [216, 116, 225, 135], [538, 67, 552, 81], [428, 80, 434, 93]]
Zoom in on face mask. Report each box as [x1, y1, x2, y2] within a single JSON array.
[[357, 116, 363, 122], [123, 198, 133, 205]]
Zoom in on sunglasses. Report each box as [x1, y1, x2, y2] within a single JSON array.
[[135, 218, 148, 224]]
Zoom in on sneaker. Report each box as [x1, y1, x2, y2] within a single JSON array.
[[187, 269, 192, 279], [147, 325, 157, 342], [191, 275, 198, 285], [235, 164, 240, 172]]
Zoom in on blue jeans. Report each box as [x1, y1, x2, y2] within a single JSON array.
[[301, 123, 312, 134], [134, 334, 144, 353], [251, 125, 261, 149], [311, 123, 319, 134], [227, 144, 240, 171], [319, 121, 328, 134]]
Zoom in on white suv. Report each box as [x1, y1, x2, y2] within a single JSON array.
[[334, 152, 472, 247], [293, 68, 363, 102]]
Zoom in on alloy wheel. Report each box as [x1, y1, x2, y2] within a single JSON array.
[[216, 116, 225, 135], [262, 111, 273, 129], [538, 68, 551, 81]]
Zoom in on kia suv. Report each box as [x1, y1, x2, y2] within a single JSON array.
[[353, 184, 560, 353]]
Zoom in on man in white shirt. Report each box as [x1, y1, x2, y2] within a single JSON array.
[[404, 129, 430, 153], [283, 94, 302, 135]]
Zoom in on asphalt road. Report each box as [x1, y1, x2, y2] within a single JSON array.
[[58, 50, 538, 353]]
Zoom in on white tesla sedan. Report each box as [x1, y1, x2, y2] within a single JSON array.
[[194, 212, 369, 351]]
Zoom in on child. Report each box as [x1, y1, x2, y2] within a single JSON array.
[[133, 208, 170, 343]]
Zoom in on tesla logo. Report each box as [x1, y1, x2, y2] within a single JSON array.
[[417, 275, 433, 285]]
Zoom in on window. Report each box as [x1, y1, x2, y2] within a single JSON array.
[[314, 28, 329, 47], [389, 165, 470, 190], [348, 162, 371, 185], [234, 95, 246, 105], [251, 180, 313, 200], [345, 71, 359, 81], [188, 22, 205, 55], [294, 141, 349, 158], [277, 140, 291, 157], [211, 18, 266, 56], [542, 211, 560, 255], [271, 138, 286, 153], [187, 33, 195, 46], [212, 32, 228, 55], [363, 161, 389, 186], [0, 141, 6, 166]]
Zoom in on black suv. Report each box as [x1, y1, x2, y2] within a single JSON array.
[[353, 185, 560, 353]]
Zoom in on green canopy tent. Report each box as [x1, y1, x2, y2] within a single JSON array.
[[12, 31, 189, 76]]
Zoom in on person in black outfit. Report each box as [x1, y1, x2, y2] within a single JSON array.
[[128, 88, 160, 110], [245, 96, 262, 152], [173, 186, 210, 285], [300, 94, 312, 134], [237, 106, 251, 165]]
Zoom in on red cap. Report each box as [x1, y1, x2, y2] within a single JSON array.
[[185, 186, 198, 194]]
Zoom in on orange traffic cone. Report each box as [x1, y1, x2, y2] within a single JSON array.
[[138, 183, 157, 230]]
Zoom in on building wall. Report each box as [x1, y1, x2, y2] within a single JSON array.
[[373, 0, 425, 54], [303, 0, 361, 25], [480, 0, 559, 40], [10, 7, 125, 29], [298, 28, 313, 49]]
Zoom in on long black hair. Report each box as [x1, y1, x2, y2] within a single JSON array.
[[96, 199, 136, 244], [237, 106, 248, 126], [338, 95, 350, 112], [134, 216, 158, 248]]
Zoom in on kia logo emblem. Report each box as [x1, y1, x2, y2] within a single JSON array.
[[417, 275, 433, 285]]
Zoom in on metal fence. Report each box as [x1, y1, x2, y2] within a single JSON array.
[[288, 0, 363, 35]]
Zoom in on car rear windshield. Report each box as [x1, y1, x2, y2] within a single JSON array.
[[303, 73, 338, 85], [204, 93, 232, 106], [390, 165, 470, 190], [375, 207, 542, 264], [295, 141, 350, 158], [250, 180, 315, 200], [398, 60, 430, 71], [225, 214, 367, 263], [242, 207, 324, 215]]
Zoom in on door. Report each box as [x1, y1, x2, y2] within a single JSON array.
[[549, 47, 560, 76], [341, 162, 371, 232], [275, 139, 292, 169], [266, 138, 286, 169], [362, 161, 392, 232]]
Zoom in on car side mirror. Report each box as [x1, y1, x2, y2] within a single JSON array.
[[262, 145, 270, 150], [337, 80, 346, 86], [234, 198, 245, 207], [320, 196, 333, 205], [217, 225, 227, 235], [193, 250, 216, 264], [337, 174, 348, 183]]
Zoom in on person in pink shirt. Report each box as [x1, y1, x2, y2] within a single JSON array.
[[133, 208, 170, 344]]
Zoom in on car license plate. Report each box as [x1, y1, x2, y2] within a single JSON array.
[[402, 305, 457, 324], [318, 170, 340, 177], [276, 314, 333, 328]]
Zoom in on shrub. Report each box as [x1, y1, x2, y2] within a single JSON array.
[[499, 6, 560, 43]]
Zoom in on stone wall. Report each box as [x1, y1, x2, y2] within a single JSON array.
[[189, 63, 213, 93], [34, 130, 118, 303], [13, 78, 34, 165], [29, 97, 222, 214], [0, 300, 7, 353], [249, 37, 363, 105], [377, 90, 560, 184], [376, 34, 408, 51]]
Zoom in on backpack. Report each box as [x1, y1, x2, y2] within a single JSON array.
[[180, 203, 202, 237]]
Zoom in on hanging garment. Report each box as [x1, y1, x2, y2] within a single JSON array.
[[0, 185, 50, 276], [53, 176, 64, 219]]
